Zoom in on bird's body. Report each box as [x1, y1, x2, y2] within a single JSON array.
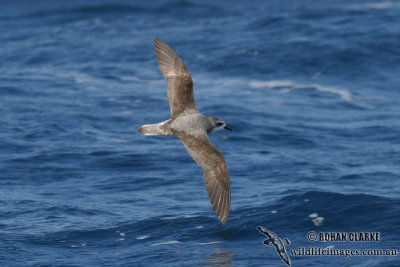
[[137, 38, 232, 224], [257, 226, 291, 266]]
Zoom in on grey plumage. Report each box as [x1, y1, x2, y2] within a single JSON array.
[[154, 37, 198, 119], [137, 38, 231, 224], [257, 226, 291, 266]]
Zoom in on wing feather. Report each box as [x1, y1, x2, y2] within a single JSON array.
[[154, 38, 198, 118], [175, 131, 230, 224]]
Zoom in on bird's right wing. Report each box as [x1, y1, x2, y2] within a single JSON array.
[[257, 226, 274, 239], [154, 38, 198, 119], [257, 226, 268, 235], [176, 131, 230, 224]]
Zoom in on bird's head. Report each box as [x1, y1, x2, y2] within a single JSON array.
[[208, 117, 232, 133]]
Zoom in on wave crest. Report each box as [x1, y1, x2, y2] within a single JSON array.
[[249, 80, 352, 101]]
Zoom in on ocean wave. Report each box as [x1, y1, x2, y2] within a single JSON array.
[[249, 80, 352, 101], [131, 191, 400, 236], [150, 240, 183, 246], [0, 1, 225, 22], [355, 1, 400, 10], [0, 4, 145, 21]]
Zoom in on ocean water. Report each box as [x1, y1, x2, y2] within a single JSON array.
[[1, 0, 399, 266]]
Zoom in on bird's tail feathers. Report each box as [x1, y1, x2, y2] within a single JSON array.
[[137, 121, 172, 136]]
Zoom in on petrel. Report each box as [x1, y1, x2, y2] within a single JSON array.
[[257, 226, 291, 266], [137, 38, 232, 224]]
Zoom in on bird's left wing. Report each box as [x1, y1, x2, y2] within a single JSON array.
[[175, 131, 230, 224]]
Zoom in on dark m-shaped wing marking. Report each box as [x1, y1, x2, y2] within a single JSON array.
[[257, 226, 291, 266], [175, 131, 230, 224], [154, 38, 198, 119]]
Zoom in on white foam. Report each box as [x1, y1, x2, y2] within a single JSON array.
[[364, 2, 400, 9], [120, 76, 146, 82], [249, 80, 352, 101], [120, 76, 164, 86], [74, 77, 92, 83], [136, 235, 150, 240], [312, 217, 325, 226], [111, 139, 127, 143], [196, 241, 223, 245], [161, 216, 179, 220], [150, 240, 182, 246], [59, 72, 99, 84], [250, 80, 293, 88], [161, 215, 197, 220], [309, 213, 318, 218], [94, 18, 103, 26]]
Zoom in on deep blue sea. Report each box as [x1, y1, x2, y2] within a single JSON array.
[[1, 0, 399, 266]]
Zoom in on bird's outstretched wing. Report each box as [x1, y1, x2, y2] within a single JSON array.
[[154, 38, 198, 119], [257, 226, 272, 238], [175, 131, 230, 224]]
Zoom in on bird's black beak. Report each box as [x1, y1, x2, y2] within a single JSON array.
[[224, 125, 232, 131]]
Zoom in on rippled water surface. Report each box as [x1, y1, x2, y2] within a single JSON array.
[[1, 0, 400, 266]]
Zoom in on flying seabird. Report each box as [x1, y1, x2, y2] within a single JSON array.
[[257, 226, 291, 266], [137, 38, 232, 224]]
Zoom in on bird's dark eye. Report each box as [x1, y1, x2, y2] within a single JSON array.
[[216, 122, 224, 126]]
